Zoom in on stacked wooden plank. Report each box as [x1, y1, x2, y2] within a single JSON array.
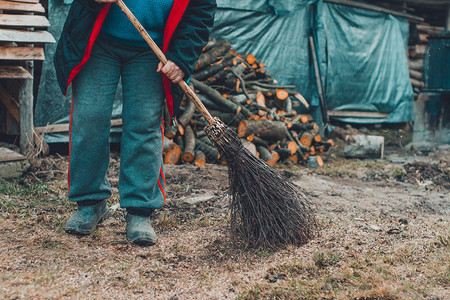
[[0, 0, 55, 154], [162, 39, 333, 168], [408, 24, 444, 97]]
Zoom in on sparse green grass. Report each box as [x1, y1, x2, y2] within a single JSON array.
[[237, 232, 449, 300], [0, 179, 68, 216], [311, 158, 389, 178], [1, 156, 448, 299]]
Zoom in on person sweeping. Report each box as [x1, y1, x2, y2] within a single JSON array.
[[54, 0, 216, 245]]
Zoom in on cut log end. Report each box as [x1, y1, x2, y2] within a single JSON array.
[[163, 140, 181, 165], [276, 89, 289, 101], [300, 132, 313, 147], [246, 54, 256, 65], [182, 152, 195, 163], [238, 120, 247, 137]]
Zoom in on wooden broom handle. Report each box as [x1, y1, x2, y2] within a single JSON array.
[[116, 0, 214, 124]]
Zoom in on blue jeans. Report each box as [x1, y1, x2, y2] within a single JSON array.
[[69, 37, 166, 211]]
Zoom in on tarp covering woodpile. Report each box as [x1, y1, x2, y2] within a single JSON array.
[[161, 39, 332, 168], [35, 0, 414, 143], [210, 0, 414, 124]]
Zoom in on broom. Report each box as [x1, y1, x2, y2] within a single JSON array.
[[116, 0, 317, 248]]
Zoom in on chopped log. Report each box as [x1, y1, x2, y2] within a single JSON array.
[[410, 78, 424, 89], [223, 64, 247, 89], [256, 145, 280, 167], [275, 148, 292, 160], [277, 111, 297, 119], [164, 125, 178, 139], [196, 139, 220, 161], [307, 156, 324, 168], [190, 118, 207, 128], [316, 146, 324, 155], [285, 96, 293, 113], [284, 154, 298, 166], [192, 51, 235, 81], [287, 122, 316, 132], [196, 130, 207, 139], [256, 145, 272, 162], [246, 54, 256, 65], [182, 125, 195, 163], [163, 139, 181, 165], [178, 124, 185, 136], [256, 91, 266, 107], [196, 40, 231, 70], [238, 119, 288, 141], [176, 135, 184, 151], [241, 139, 257, 156], [293, 93, 310, 109], [409, 44, 426, 58], [194, 150, 206, 168], [202, 38, 217, 52], [300, 115, 310, 123], [204, 67, 229, 85], [192, 78, 243, 115], [317, 140, 334, 151], [409, 68, 423, 81], [178, 93, 196, 128], [230, 93, 257, 104], [408, 59, 423, 71], [251, 135, 269, 148], [274, 89, 289, 110], [209, 109, 245, 126], [299, 132, 313, 147], [276, 89, 289, 101], [280, 141, 298, 155], [344, 135, 385, 159], [197, 94, 223, 111], [314, 135, 322, 143]]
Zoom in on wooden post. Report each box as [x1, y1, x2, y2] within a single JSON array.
[[447, 4, 450, 31], [19, 62, 34, 155], [21, 10, 35, 155]]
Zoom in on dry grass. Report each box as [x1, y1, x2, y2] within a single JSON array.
[[0, 158, 449, 299]]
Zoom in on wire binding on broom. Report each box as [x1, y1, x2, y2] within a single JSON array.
[[205, 118, 318, 249]]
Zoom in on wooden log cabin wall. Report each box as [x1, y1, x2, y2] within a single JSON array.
[[0, 0, 54, 155]]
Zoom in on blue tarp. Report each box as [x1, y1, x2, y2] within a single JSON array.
[[211, 0, 414, 123], [211, 0, 316, 110], [315, 2, 414, 123]]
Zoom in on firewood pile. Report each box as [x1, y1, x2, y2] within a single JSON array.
[[408, 24, 444, 99], [163, 39, 333, 168]]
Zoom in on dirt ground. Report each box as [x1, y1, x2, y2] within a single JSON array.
[[0, 147, 449, 299]]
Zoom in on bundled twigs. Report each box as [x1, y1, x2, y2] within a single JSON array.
[[205, 120, 317, 248]]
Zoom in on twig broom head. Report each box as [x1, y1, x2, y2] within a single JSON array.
[[205, 118, 317, 249]]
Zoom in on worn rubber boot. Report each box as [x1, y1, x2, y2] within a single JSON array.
[[126, 213, 157, 246], [64, 201, 110, 235]]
